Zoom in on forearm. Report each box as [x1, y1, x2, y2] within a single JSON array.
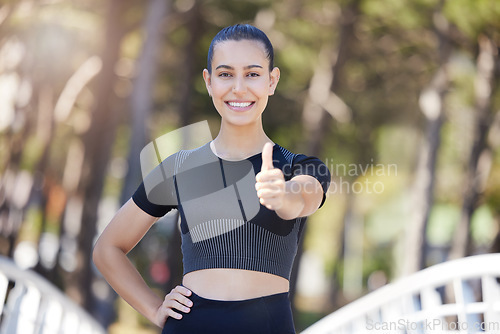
[[275, 175, 323, 220], [93, 244, 163, 325], [275, 180, 305, 220]]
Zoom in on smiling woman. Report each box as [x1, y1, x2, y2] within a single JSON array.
[[93, 24, 331, 334], [203, 38, 280, 129]]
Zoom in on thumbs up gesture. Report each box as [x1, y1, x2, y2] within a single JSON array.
[[255, 142, 286, 211]]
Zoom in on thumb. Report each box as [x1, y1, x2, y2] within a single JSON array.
[[261, 142, 274, 171]]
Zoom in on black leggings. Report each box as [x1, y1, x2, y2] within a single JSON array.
[[162, 290, 296, 334]]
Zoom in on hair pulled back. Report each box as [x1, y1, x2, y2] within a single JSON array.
[[207, 24, 274, 74]]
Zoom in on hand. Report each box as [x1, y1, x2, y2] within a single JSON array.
[[255, 143, 286, 211], [154, 285, 193, 328]]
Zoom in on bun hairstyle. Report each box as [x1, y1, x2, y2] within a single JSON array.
[[207, 24, 274, 74]]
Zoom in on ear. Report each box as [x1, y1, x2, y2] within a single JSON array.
[[268, 67, 280, 96], [203, 69, 212, 97]]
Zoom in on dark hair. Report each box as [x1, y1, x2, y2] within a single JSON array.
[[207, 24, 274, 74]]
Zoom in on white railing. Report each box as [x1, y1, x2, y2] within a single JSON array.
[[302, 254, 500, 334], [0, 256, 107, 334]]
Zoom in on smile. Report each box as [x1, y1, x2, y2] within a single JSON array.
[[227, 101, 254, 108]]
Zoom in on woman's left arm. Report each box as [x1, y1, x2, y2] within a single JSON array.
[[255, 143, 326, 220], [279, 174, 323, 219]]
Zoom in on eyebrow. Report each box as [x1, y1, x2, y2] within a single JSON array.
[[215, 64, 263, 70]]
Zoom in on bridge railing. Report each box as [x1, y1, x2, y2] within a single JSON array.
[[0, 255, 106, 334], [302, 254, 500, 334]]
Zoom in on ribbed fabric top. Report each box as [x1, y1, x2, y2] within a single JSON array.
[[132, 142, 330, 280]]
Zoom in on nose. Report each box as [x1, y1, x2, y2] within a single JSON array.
[[232, 75, 246, 95]]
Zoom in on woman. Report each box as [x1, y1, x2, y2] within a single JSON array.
[[93, 24, 331, 334]]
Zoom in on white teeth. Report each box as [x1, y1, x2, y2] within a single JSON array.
[[228, 102, 252, 108]]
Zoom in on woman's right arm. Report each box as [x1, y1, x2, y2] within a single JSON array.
[[92, 198, 192, 328]]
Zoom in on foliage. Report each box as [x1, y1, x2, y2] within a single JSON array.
[[0, 0, 499, 331]]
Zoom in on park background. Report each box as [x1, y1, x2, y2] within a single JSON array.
[[0, 0, 499, 332]]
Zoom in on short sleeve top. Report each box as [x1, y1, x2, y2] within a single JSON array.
[[132, 142, 331, 280]]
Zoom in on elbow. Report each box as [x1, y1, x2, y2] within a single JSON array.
[[92, 239, 105, 270], [92, 238, 127, 273]]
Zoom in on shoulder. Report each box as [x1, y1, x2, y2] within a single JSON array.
[[275, 144, 331, 188], [273, 144, 296, 164], [273, 143, 326, 168]]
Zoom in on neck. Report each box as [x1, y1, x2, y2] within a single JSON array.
[[211, 118, 273, 160]]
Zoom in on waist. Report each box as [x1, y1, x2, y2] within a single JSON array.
[[182, 268, 289, 300], [162, 285, 295, 334]]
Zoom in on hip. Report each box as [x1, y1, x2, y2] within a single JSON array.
[[162, 290, 296, 334]]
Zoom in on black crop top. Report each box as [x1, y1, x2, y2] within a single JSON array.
[[132, 142, 330, 279]]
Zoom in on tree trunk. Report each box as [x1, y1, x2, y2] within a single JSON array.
[[449, 36, 498, 259], [114, 0, 171, 324], [0, 50, 36, 257], [65, 0, 127, 311], [177, 3, 202, 127], [120, 0, 170, 205], [0, 106, 33, 257], [403, 70, 447, 275], [402, 6, 451, 276], [165, 3, 203, 294], [341, 197, 364, 300], [291, 0, 360, 315], [487, 112, 500, 253], [30, 85, 56, 276]]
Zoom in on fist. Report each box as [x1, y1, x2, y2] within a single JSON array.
[[255, 142, 286, 211]]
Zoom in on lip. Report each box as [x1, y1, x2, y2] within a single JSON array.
[[225, 101, 255, 112]]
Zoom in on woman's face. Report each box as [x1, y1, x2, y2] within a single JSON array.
[[203, 39, 280, 127]]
